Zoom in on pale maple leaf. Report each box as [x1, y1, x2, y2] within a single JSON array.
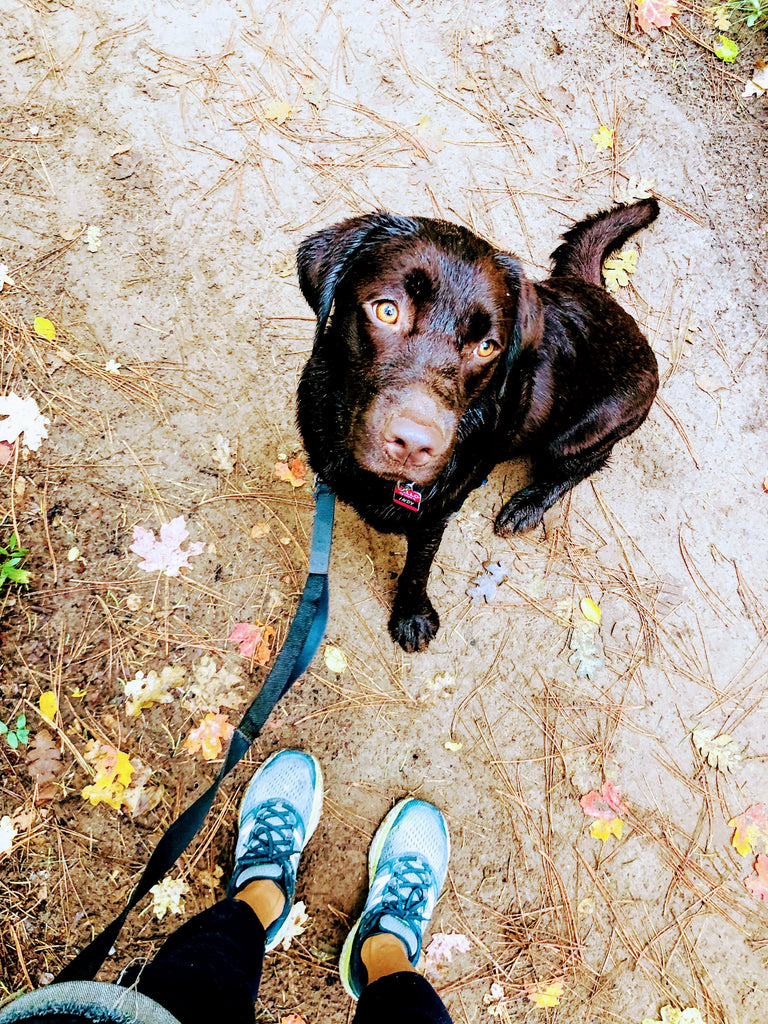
[[124, 665, 185, 716], [424, 932, 471, 976], [591, 125, 614, 151], [602, 249, 638, 292], [184, 655, 245, 713], [229, 622, 275, 664], [0, 815, 16, 856], [274, 457, 307, 488], [728, 804, 768, 857], [744, 854, 768, 902], [183, 712, 234, 760], [636, 0, 679, 34], [279, 900, 308, 949], [130, 516, 205, 576], [524, 980, 565, 1008], [0, 394, 50, 451], [150, 876, 188, 919]]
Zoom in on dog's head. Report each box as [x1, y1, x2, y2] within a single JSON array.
[[298, 213, 539, 486]]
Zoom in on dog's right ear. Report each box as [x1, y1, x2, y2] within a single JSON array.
[[297, 213, 418, 343]]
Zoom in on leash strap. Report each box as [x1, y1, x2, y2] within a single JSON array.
[[56, 482, 336, 982]]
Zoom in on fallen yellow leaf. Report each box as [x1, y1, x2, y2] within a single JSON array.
[[39, 690, 58, 721], [524, 980, 564, 1008], [589, 816, 624, 842], [591, 125, 614, 151], [33, 317, 56, 341], [324, 645, 348, 674], [579, 597, 601, 624], [263, 99, 292, 124]]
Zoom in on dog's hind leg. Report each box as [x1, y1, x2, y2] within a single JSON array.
[[388, 519, 449, 652], [494, 448, 611, 536]]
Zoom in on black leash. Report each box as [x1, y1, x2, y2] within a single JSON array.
[[56, 482, 336, 982]]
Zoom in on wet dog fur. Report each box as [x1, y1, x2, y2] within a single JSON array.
[[296, 200, 659, 651]]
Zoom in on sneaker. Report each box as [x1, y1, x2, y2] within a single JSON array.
[[339, 797, 450, 999], [228, 749, 323, 950]]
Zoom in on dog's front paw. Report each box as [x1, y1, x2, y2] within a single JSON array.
[[388, 598, 440, 653], [494, 493, 545, 537]]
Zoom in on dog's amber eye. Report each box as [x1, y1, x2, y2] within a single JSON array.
[[375, 300, 399, 324], [475, 339, 497, 358]]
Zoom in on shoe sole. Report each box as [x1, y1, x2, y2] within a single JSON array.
[[339, 798, 450, 998], [238, 750, 324, 951]]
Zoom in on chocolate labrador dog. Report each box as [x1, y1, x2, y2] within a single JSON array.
[[296, 199, 659, 651]]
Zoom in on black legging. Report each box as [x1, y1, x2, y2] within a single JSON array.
[[121, 899, 453, 1024]]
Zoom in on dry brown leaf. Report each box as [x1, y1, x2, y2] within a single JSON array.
[[26, 729, 62, 804]]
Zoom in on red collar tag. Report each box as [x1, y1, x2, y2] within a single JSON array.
[[393, 482, 422, 511]]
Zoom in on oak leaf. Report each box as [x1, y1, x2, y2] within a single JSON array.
[[183, 712, 234, 760], [603, 249, 638, 292], [27, 729, 62, 804], [124, 665, 184, 716], [150, 876, 188, 919], [184, 655, 245, 713], [691, 723, 743, 772], [81, 743, 134, 810]]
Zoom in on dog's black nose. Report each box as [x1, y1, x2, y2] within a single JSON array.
[[384, 415, 443, 469]]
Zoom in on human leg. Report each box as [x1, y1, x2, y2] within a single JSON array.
[[122, 750, 323, 1024], [340, 798, 453, 1023]]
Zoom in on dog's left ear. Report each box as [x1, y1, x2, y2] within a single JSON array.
[[297, 213, 418, 344], [494, 252, 543, 369]]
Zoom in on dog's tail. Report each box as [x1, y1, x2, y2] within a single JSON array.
[[549, 198, 659, 286]]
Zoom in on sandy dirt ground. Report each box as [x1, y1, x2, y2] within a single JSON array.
[[1, 1, 768, 1021]]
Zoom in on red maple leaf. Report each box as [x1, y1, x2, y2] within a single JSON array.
[[580, 781, 627, 820], [636, 0, 679, 34], [745, 854, 768, 902]]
